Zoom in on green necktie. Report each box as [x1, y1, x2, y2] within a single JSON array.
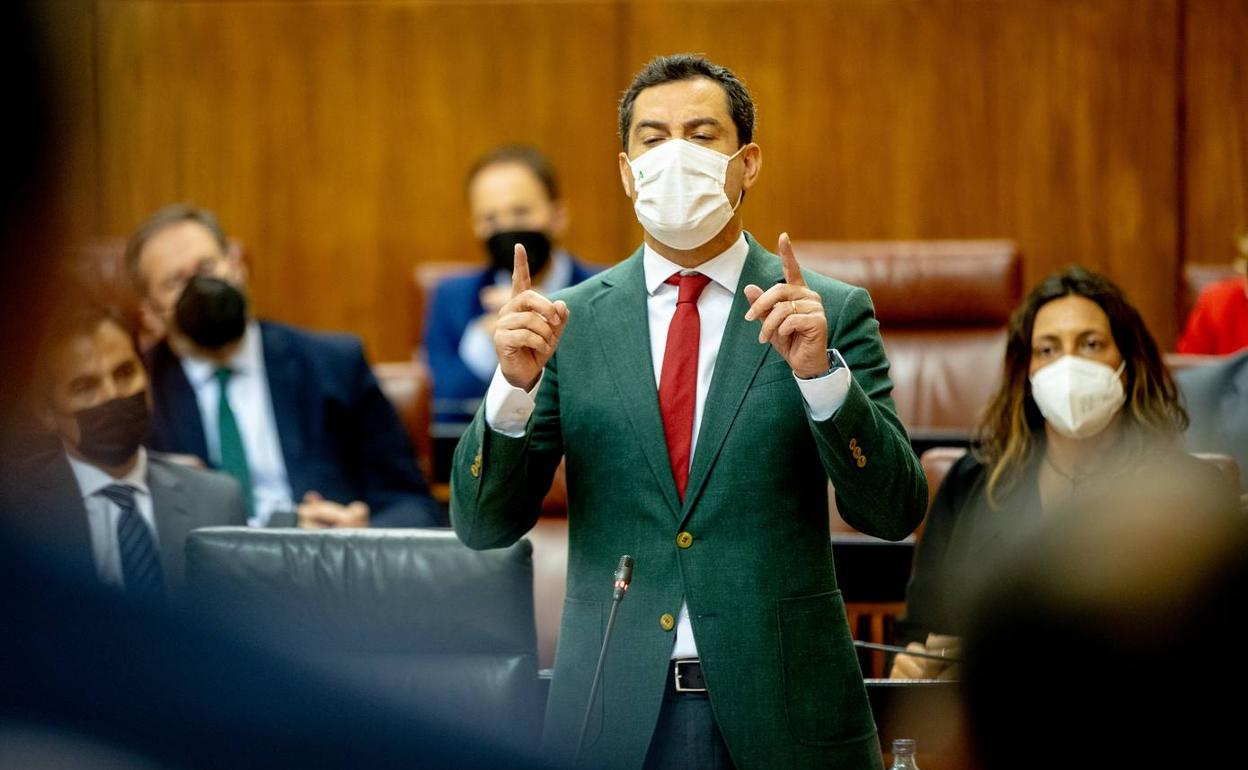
[[215, 367, 254, 517]]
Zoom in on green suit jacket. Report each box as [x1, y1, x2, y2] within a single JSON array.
[[451, 233, 927, 769]]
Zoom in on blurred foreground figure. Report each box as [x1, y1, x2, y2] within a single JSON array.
[[961, 463, 1246, 770]]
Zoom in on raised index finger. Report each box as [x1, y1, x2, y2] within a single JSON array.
[[778, 232, 806, 287], [511, 242, 531, 297]]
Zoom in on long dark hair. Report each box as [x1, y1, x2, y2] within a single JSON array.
[[975, 265, 1188, 506]]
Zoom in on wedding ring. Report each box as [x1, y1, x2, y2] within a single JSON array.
[[790, 300, 799, 314]]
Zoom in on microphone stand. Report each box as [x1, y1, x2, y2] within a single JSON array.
[[574, 555, 633, 765]]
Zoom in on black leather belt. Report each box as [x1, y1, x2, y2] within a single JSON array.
[[671, 658, 706, 693]]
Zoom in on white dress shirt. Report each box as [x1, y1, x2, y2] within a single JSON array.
[[459, 249, 576, 382], [484, 233, 852, 659], [180, 322, 293, 526], [65, 447, 158, 588]]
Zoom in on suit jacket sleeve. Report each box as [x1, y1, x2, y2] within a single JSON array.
[[449, 352, 564, 550], [810, 285, 927, 541], [345, 342, 441, 527]]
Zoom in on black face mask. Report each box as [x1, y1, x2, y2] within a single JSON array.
[[175, 274, 248, 349], [74, 391, 150, 468], [484, 230, 552, 277]]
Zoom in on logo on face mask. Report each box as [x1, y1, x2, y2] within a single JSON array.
[[484, 230, 552, 276], [73, 391, 151, 467], [627, 139, 744, 251], [1029, 356, 1127, 439], [175, 274, 248, 350]]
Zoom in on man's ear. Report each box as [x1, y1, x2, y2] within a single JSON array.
[[618, 152, 636, 200], [739, 142, 762, 191]]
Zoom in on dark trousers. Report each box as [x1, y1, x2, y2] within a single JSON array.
[[641, 681, 736, 770]]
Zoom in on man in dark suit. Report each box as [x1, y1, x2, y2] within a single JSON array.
[[1177, 349, 1248, 496], [126, 204, 439, 528], [425, 145, 597, 423], [452, 55, 926, 769], [19, 303, 247, 598]]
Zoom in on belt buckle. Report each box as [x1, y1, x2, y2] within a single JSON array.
[[673, 658, 705, 693]]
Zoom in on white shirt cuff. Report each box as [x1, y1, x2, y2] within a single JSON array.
[[484, 366, 542, 437], [459, 319, 500, 382], [794, 354, 852, 422]]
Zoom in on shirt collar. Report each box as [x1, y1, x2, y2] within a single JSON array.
[[65, 446, 150, 499], [642, 233, 749, 296], [180, 321, 263, 388]]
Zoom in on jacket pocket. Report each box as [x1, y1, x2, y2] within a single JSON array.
[[549, 597, 605, 750], [776, 590, 877, 746], [750, 358, 796, 388]]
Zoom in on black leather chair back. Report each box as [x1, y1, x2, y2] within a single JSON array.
[[186, 528, 539, 748]]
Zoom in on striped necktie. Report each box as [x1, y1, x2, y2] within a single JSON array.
[[98, 483, 165, 599]]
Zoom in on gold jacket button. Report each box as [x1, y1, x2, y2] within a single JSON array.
[[660, 613, 676, 631], [857, 455, 868, 469], [851, 446, 862, 460], [849, 437, 858, 451], [676, 531, 694, 549]]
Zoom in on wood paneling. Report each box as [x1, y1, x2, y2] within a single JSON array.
[[95, 0, 624, 359], [625, 0, 1181, 344], [1184, 0, 1248, 269], [85, 0, 1237, 357]]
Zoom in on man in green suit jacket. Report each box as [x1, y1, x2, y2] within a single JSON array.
[[451, 54, 926, 769]]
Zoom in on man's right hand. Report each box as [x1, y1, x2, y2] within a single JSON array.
[[494, 243, 569, 390]]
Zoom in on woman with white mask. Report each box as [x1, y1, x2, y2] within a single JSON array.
[[891, 265, 1237, 680]]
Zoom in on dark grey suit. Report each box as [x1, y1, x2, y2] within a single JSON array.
[[16, 450, 247, 595], [1177, 350, 1248, 491]]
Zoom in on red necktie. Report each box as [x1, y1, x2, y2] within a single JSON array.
[[659, 272, 712, 500]]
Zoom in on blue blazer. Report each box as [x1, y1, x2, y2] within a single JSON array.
[[146, 321, 440, 527], [424, 256, 598, 421]]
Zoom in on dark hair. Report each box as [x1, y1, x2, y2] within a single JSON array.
[[123, 203, 229, 295], [465, 144, 559, 201], [975, 265, 1188, 505], [37, 298, 140, 394], [618, 54, 756, 151]]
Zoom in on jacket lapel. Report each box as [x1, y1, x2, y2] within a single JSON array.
[[259, 323, 307, 489], [588, 249, 682, 518], [680, 238, 778, 522], [150, 341, 210, 462], [147, 458, 192, 584]]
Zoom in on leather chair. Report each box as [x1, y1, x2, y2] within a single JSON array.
[[186, 528, 541, 749], [793, 239, 1021, 444]]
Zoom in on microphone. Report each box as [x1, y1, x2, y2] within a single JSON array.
[[853, 640, 962, 663], [575, 555, 634, 764], [612, 554, 634, 600]]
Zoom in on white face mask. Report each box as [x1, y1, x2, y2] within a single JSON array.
[[626, 139, 744, 250], [1029, 355, 1127, 439]]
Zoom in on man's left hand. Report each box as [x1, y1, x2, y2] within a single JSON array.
[[743, 233, 829, 378], [297, 491, 370, 528]]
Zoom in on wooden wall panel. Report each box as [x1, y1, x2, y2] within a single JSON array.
[[95, 0, 624, 360], [88, 0, 1236, 358], [1184, 0, 1248, 268], [625, 0, 1180, 344]]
